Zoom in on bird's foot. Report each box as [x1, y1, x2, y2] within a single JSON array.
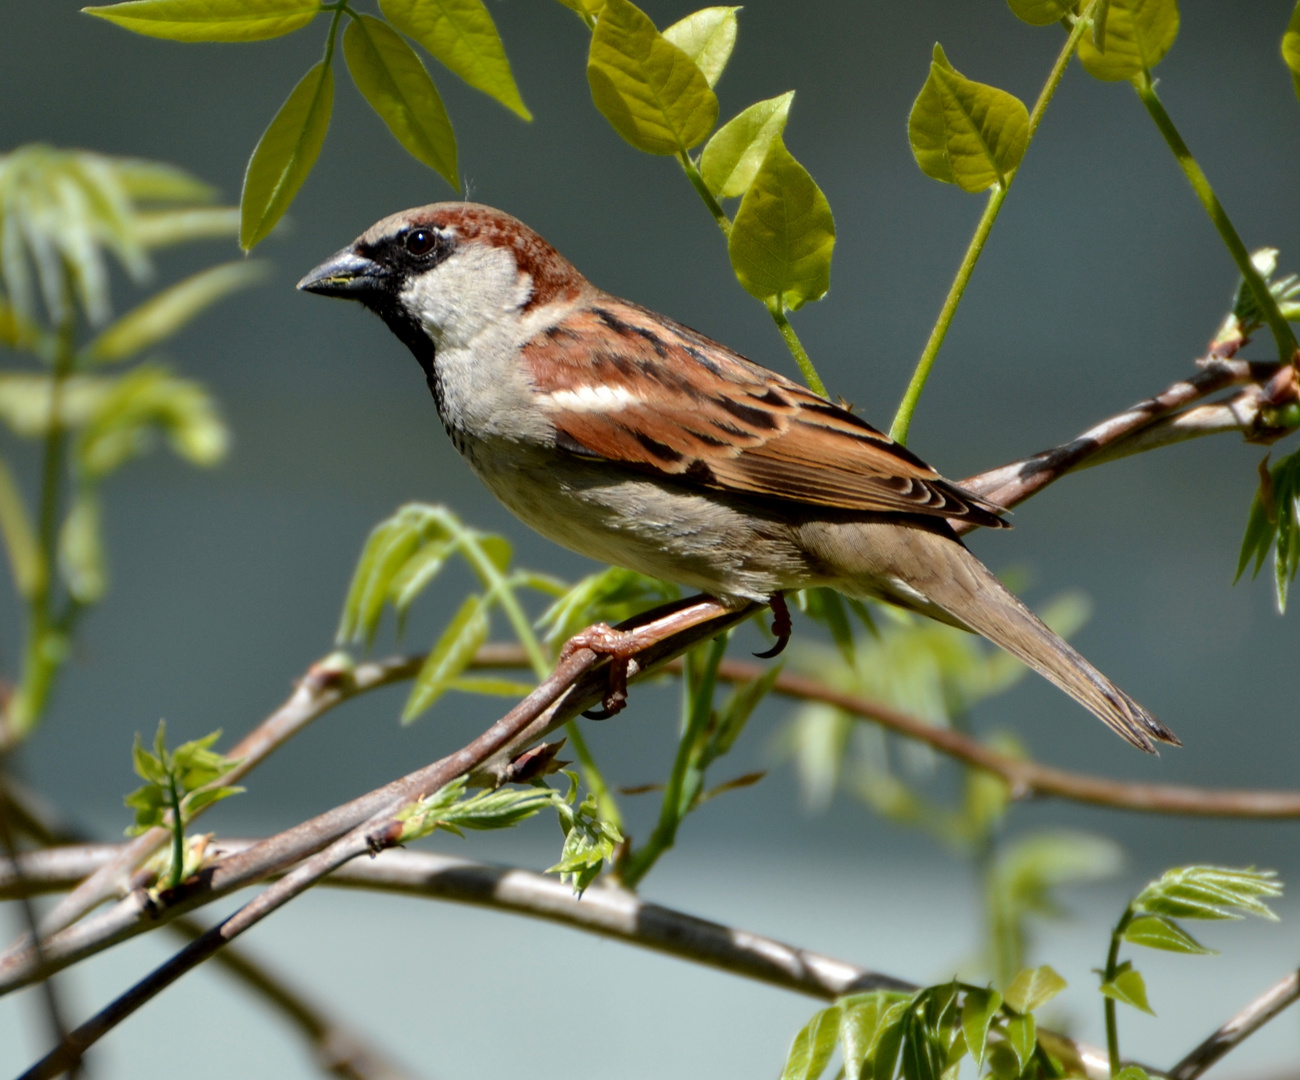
[[560, 623, 639, 719], [753, 591, 792, 659]]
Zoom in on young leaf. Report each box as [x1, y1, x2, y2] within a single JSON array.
[[908, 44, 1029, 193], [1004, 1013, 1036, 1072], [402, 593, 489, 722], [587, 0, 719, 155], [1134, 865, 1282, 922], [1122, 914, 1214, 955], [1003, 965, 1067, 1014], [240, 60, 333, 250], [548, 783, 623, 894], [1285, 3, 1300, 103], [58, 488, 106, 604], [1005, 0, 1074, 26], [85, 261, 267, 363], [871, 1001, 911, 1080], [728, 135, 835, 310], [83, 0, 320, 42], [782, 1005, 842, 1080], [960, 988, 1001, 1066], [1078, 0, 1179, 81], [700, 91, 794, 199], [344, 15, 459, 188], [379, 0, 530, 120], [662, 6, 739, 88], [1099, 962, 1155, 1015], [1114, 1068, 1151, 1080], [399, 780, 553, 841]]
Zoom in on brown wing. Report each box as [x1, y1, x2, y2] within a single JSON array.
[[522, 297, 1008, 529]]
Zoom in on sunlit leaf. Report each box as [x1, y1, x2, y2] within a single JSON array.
[[1078, 0, 1179, 81], [960, 988, 1001, 1066], [338, 514, 428, 644], [1006, 0, 1074, 26], [403, 594, 489, 722], [1004, 965, 1067, 1014], [781, 1006, 842, 1080], [1134, 865, 1282, 922], [909, 44, 1028, 192], [700, 91, 794, 199], [1122, 914, 1214, 954], [1004, 1013, 1036, 1072], [587, 0, 718, 155], [728, 135, 834, 310], [58, 488, 107, 603], [662, 6, 739, 88], [1099, 962, 1154, 1015], [380, 0, 530, 119], [86, 261, 267, 363], [83, 0, 320, 42], [240, 60, 333, 250], [345, 15, 458, 187]]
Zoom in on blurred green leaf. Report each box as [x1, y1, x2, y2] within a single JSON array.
[[111, 159, 216, 202], [1004, 965, 1067, 1014], [662, 6, 739, 88], [1006, 0, 1074, 26], [960, 988, 1001, 1066], [782, 703, 852, 813], [133, 208, 241, 247], [1236, 450, 1300, 613], [345, 15, 459, 188], [240, 60, 333, 250], [587, 0, 718, 155], [86, 261, 267, 363], [0, 456, 43, 600], [1133, 865, 1282, 921], [700, 91, 794, 200], [445, 676, 535, 697], [1114, 1067, 1151, 1080], [403, 593, 489, 722], [1078, 0, 1178, 81], [1004, 1013, 1036, 1072], [539, 565, 678, 649], [728, 135, 834, 310], [799, 586, 857, 667], [1099, 962, 1154, 1015], [1122, 914, 1214, 954], [0, 300, 42, 351], [339, 513, 428, 645], [389, 538, 454, 624], [908, 44, 1029, 193], [58, 488, 106, 604], [83, 0, 320, 41], [702, 663, 781, 768], [1286, 3, 1300, 103], [381, 0, 530, 119], [0, 375, 111, 437], [781, 1005, 842, 1080]]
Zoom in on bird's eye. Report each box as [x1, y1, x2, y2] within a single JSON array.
[[405, 229, 437, 257]]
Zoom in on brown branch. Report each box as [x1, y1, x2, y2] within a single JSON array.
[[955, 357, 1285, 529], [0, 841, 1112, 1080], [1168, 969, 1300, 1080]]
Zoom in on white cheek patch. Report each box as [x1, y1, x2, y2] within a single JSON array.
[[400, 243, 530, 349], [541, 385, 640, 412]]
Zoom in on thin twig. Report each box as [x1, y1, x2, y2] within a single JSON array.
[[1167, 969, 1300, 1080]]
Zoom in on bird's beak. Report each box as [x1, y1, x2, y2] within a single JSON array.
[[296, 247, 386, 300]]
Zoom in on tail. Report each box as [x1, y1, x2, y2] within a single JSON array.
[[858, 524, 1180, 753]]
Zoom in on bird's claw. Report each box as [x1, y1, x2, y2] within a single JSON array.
[[561, 622, 636, 719], [753, 591, 792, 659]]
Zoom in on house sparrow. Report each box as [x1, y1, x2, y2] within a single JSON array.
[[299, 203, 1177, 753]]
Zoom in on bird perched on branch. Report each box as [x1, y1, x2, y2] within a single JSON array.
[[299, 202, 1177, 753]]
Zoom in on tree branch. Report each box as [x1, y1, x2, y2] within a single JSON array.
[[1168, 968, 1300, 1080]]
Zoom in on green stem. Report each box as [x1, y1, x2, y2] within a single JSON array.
[[1133, 72, 1299, 365], [1103, 907, 1134, 1076], [166, 774, 185, 890], [889, 1, 1098, 445], [619, 635, 727, 888], [767, 301, 828, 397], [677, 152, 731, 238], [323, 4, 346, 60]]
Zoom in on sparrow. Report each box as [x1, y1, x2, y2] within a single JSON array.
[[298, 202, 1178, 753]]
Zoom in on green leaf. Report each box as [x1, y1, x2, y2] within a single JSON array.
[[58, 488, 106, 604], [86, 261, 267, 363], [782, 1006, 842, 1080], [0, 456, 43, 601], [1240, 451, 1300, 612], [1134, 865, 1282, 922], [1285, 3, 1300, 104], [0, 300, 41, 351], [728, 135, 835, 310], [801, 586, 856, 667], [554, 0, 603, 16], [908, 44, 1029, 193], [134, 208, 241, 247], [240, 60, 333, 250], [1114, 1067, 1151, 1080], [587, 0, 719, 155], [1122, 914, 1214, 955], [1099, 963, 1155, 1015], [700, 91, 794, 199], [1078, 0, 1179, 81], [1004, 1013, 1036, 1072], [548, 784, 623, 894], [345, 15, 459, 188], [662, 6, 739, 88], [379, 0, 530, 119], [1005, 0, 1074, 26], [1004, 965, 1067, 1014], [871, 1001, 910, 1080], [539, 565, 678, 647], [403, 594, 489, 721], [445, 676, 536, 697], [388, 538, 454, 620], [83, 0, 320, 42], [960, 988, 1001, 1066]]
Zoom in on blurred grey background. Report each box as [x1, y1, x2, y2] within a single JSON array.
[[2, 1, 1300, 1076]]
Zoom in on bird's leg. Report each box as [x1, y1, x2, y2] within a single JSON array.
[[559, 596, 742, 719], [753, 591, 792, 659]]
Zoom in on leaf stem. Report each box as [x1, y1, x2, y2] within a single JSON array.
[[166, 774, 185, 891], [1133, 71, 1299, 365], [1103, 906, 1134, 1076], [677, 152, 731, 238], [889, 1, 1098, 445], [767, 300, 828, 397]]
